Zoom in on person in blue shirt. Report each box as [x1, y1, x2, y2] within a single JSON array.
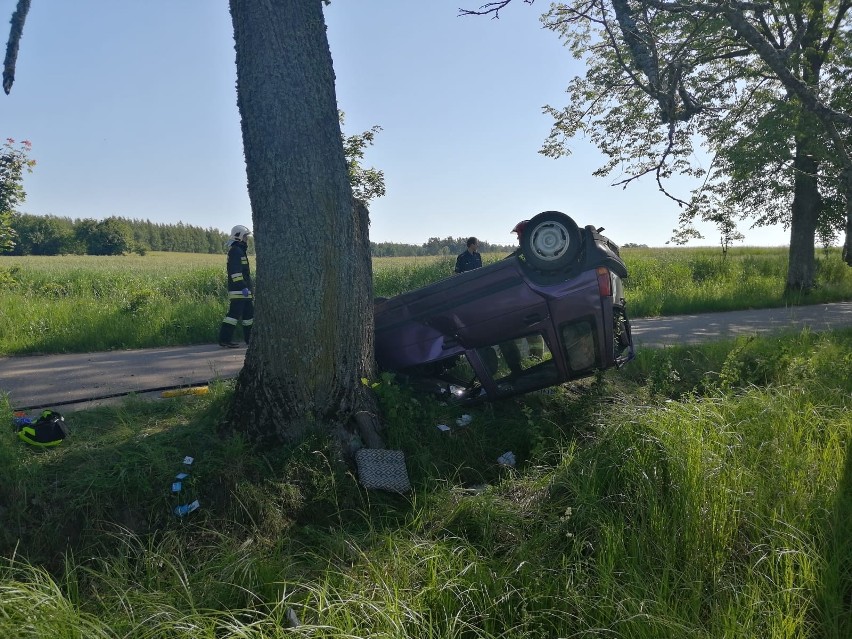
[[454, 237, 482, 274]]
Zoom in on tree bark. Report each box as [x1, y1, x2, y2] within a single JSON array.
[[226, 0, 380, 448], [786, 140, 820, 293], [844, 166, 852, 266]]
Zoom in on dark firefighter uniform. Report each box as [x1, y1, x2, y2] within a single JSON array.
[[454, 249, 482, 274], [218, 239, 254, 346]]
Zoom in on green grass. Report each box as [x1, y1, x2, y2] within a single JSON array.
[[1, 329, 850, 637], [623, 246, 852, 316], [0, 253, 224, 354], [1, 247, 851, 355]]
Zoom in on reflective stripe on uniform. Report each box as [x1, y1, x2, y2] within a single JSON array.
[[241, 318, 254, 326], [231, 272, 244, 282], [222, 316, 239, 325], [229, 291, 252, 299]]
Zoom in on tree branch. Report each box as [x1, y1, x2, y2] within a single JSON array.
[[3, 0, 31, 95], [722, 7, 852, 127], [458, 0, 533, 18], [821, 1, 852, 56]]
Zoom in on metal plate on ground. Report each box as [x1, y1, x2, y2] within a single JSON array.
[[355, 449, 411, 493]]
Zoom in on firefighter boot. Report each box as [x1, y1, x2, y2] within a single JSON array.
[[218, 319, 240, 348]]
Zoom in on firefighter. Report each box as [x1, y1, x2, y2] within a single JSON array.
[[507, 220, 529, 258], [218, 225, 254, 348]]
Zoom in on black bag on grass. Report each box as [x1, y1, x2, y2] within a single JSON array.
[[16, 410, 69, 447]]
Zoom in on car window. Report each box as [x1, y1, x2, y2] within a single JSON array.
[[439, 355, 489, 401], [560, 319, 599, 372], [476, 332, 560, 395]]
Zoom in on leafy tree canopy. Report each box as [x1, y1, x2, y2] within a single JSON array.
[[0, 137, 35, 251], [340, 111, 386, 204], [461, 0, 852, 284]]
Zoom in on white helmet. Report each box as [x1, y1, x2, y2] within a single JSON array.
[[229, 225, 251, 243]]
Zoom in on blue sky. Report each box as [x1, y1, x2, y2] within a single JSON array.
[[1, 0, 790, 248]]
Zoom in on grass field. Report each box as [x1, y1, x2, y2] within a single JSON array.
[[1, 328, 849, 637], [1, 247, 850, 356], [623, 246, 852, 316]]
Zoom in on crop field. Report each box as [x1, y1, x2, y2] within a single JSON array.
[[0, 247, 850, 355]]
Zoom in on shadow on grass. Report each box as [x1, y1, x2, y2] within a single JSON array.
[[0, 391, 360, 572], [819, 437, 852, 639], [1, 372, 608, 590]]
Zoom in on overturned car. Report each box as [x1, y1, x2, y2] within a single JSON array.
[[374, 211, 635, 404]]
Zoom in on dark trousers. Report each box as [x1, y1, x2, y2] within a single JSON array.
[[218, 298, 254, 344]]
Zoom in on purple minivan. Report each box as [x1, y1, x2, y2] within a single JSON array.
[[374, 211, 635, 404]]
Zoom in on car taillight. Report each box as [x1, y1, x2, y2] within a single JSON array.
[[596, 267, 612, 297]]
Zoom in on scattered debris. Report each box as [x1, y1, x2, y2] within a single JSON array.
[[497, 451, 516, 468], [12, 417, 32, 428], [436, 423, 451, 432], [455, 414, 473, 427], [172, 458, 196, 515], [173, 500, 200, 517], [285, 608, 301, 628]]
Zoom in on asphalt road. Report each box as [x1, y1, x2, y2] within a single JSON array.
[[2, 301, 851, 413]]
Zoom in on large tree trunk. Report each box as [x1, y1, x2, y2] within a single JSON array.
[[785, 24, 825, 294], [227, 0, 379, 447], [786, 139, 821, 293], [843, 165, 852, 267]]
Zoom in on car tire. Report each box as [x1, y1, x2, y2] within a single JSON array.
[[521, 211, 581, 271]]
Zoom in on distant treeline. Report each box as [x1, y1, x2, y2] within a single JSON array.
[[2, 213, 516, 257], [372, 236, 515, 257], [2, 214, 231, 256]]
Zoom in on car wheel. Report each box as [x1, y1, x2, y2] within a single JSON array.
[[521, 211, 581, 271]]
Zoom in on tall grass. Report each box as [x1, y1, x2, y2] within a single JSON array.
[[373, 254, 457, 297], [1, 329, 849, 637], [624, 246, 852, 315], [1, 247, 850, 355], [0, 254, 224, 354]]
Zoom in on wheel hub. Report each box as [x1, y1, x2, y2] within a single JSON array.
[[530, 221, 570, 261]]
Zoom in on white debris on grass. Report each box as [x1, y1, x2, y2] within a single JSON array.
[[455, 414, 473, 427], [497, 451, 516, 468], [174, 499, 200, 517]]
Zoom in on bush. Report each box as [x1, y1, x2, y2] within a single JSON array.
[[77, 217, 134, 256]]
